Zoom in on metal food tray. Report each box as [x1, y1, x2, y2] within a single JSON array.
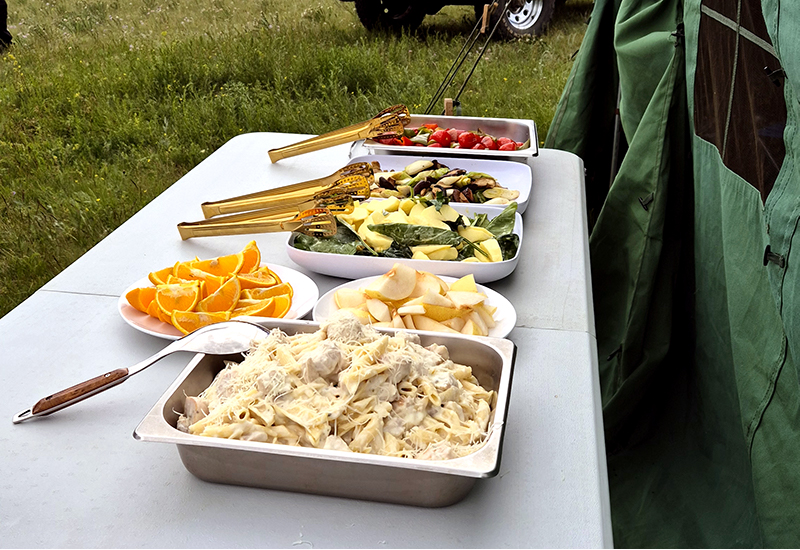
[[134, 318, 516, 507], [352, 114, 539, 161]]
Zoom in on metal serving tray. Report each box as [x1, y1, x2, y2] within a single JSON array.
[[134, 318, 516, 507], [352, 114, 539, 161]]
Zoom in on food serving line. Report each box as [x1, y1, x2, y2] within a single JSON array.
[[0, 129, 612, 547]]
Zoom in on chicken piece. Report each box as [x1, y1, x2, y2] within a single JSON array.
[[299, 340, 346, 382], [425, 343, 449, 361], [176, 396, 208, 432], [322, 310, 379, 344]]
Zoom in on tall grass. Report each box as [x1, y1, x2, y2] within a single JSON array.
[[0, 0, 593, 317]]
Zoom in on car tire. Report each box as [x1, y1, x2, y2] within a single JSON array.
[[475, 0, 556, 38], [355, 0, 427, 32]]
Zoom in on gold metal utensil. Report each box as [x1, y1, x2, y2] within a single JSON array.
[[201, 162, 374, 218], [267, 105, 410, 163], [177, 208, 337, 240]]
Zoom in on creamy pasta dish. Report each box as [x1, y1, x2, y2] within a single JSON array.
[[177, 311, 497, 460]]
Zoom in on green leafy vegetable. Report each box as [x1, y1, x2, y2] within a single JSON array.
[[293, 225, 362, 255], [369, 223, 463, 247], [484, 203, 518, 236], [497, 234, 520, 260]]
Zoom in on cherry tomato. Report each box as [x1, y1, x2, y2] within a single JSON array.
[[496, 137, 514, 147], [472, 143, 486, 150], [427, 142, 442, 147], [429, 129, 452, 147], [498, 142, 517, 151], [480, 136, 497, 150], [458, 132, 479, 149], [447, 128, 459, 142]]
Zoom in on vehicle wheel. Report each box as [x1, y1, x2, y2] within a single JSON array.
[[475, 0, 556, 38], [355, 0, 426, 32]]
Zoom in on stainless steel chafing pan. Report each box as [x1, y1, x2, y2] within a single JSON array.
[[134, 318, 516, 507]]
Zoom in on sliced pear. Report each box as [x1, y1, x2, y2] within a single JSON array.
[[449, 274, 478, 293], [411, 315, 460, 333], [391, 315, 406, 329], [372, 321, 393, 328], [460, 319, 487, 336], [421, 290, 455, 308], [334, 288, 367, 309], [446, 290, 487, 308], [397, 304, 427, 316], [402, 315, 416, 330], [473, 303, 497, 328], [441, 316, 467, 331], [408, 271, 446, 298], [422, 304, 467, 322], [467, 310, 489, 335], [366, 298, 392, 323], [363, 263, 417, 301]]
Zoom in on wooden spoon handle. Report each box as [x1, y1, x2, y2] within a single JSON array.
[[30, 368, 129, 416]]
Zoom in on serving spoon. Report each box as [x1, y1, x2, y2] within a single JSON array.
[[12, 320, 270, 424]]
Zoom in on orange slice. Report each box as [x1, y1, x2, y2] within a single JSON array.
[[174, 263, 226, 296], [271, 294, 291, 318], [196, 275, 241, 313], [238, 267, 279, 290], [155, 282, 201, 316], [171, 310, 231, 335], [191, 252, 245, 277], [239, 240, 261, 274], [148, 265, 175, 286], [146, 296, 173, 323], [231, 297, 275, 317], [241, 282, 294, 301], [126, 286, 157, 313]]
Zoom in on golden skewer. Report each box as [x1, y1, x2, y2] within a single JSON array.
[[177, 208, 337, 241], [201, 162, 374, 218], [267, 105, 410, 163]]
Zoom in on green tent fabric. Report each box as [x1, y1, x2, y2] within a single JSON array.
[[546, 0, 800, 547]]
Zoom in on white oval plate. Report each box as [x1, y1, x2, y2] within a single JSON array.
[[351, 153, 532, 214], [118, 264, 319, 340], [313, 275, 517, 339], [286, 203, 522, 284]]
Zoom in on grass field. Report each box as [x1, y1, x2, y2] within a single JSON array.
[[0, 0, 593, 317]]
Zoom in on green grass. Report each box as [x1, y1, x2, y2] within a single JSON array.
[[0, 0, 593, 317]]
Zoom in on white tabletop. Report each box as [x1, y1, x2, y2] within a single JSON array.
[[0, 133, 611, 548]]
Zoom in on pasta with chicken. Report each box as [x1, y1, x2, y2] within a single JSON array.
[[177, 311, 496, 460]]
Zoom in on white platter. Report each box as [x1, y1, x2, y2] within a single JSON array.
[[118, 264, 319, 340], [313, 275, 517, 338], [286, 203, 523, 284], [351, 153, 531, 215]]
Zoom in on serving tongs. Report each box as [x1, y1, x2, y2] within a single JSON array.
[[267, 104, 410, 163], [177, 208, 337, 240], [201, 163, 374, 218]]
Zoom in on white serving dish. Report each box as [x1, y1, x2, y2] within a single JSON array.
[[286, 203, 523, 283], [352, 114, 538, 161], [351, 153, 532, 214], [118, 264, 319, 340], [313, 275, 517, 338]]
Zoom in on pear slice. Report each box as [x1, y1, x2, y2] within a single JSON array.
[[366, 298, 392, 323], [449, 274, 478, 293], [334, 288, 367, 309], [391, 315, 406, 329], [460, 319, 487, 336], [446, 290, 487, 308], [397, 304, 427, 316], [408, 271, 446, 299], [363, 263, 417, 301], [420, 290, 455, 308], [402, 315, 416, 330], [473, 303, 497, 328], [441, 316, 467, 332], [412, 315, 460, 333]]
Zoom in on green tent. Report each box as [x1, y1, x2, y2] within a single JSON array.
[[545, 0, 800, 546]]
